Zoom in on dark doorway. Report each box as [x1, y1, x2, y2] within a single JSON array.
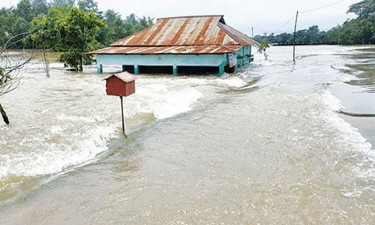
[[122, 65, 134, 73], [178, 66, 219, 75], [139, 66, 173, 74]]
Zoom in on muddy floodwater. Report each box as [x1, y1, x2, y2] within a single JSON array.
[[0, 46, 374, 224]]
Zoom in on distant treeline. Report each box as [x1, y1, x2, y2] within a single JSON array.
[[0, 0, 153, 49], [254, 0, 375, 45], [0, 0, 153, 71]]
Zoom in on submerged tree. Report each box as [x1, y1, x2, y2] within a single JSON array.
[[27, 8, 63, 77], [59, 7, 105, 71], [0, 43, 32, 124], [0, 66, 10, 124], [258, 41, 271, 60], [27, 6, 105, 71]]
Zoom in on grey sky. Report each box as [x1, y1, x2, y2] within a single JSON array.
[[2, 0, 359, 36]]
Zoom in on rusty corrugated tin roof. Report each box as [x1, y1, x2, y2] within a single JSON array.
[[218, 23, 259, 46], [90, 15, 258, 55], [90, 45, 242, 55]]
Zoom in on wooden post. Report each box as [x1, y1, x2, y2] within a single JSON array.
[[293, 11, 299, 63], [120, 96, 127, 137]]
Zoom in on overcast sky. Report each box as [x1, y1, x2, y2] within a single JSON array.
[[2, 0, 359, 36]]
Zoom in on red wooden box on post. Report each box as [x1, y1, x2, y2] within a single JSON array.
[[105, 71, 135, 97], [104, 71, 135, 137]]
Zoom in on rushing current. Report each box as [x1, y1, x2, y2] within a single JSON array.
[[0, 45, 374, 224]]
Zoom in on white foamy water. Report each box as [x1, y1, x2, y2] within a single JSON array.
[[323, 89, 374, 160], [0, 73, 208, 183], [1, 46, 375, 224], [209, 76, 247, 88], [128, 80, 204, 120], [0, 124, 114, 179]]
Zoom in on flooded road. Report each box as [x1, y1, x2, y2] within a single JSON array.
[[0, 46, 374, 224]]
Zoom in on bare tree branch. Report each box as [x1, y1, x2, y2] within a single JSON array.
[[0, 33, 36, 124], [0, 26, 58, 124], [0, 102, 9, 125]]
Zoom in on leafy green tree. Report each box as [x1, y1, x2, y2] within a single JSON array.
[[28, 8, 64, 49], [15, 0, 33, 22], [325, 26, 340, 44], [31, 0, 49, 17], [325, 15, 375, 45], [122, 14, 153, 37], [0, 8, 30, 48], [275, 33, 293, 44], [348, 0, 375, 17], [27, 8, 63, 76], [78, 0, 98, 13], [97, 10, 153, 46], [323, 0, 375, 45], [257, 41, 271, 60], [27, 6, 105, 71], [359, 17, 375, 44], [49, 0, 76, 8], [98, 9, 126, 45], [59, 7, 105, 71], [254, 26, 327, 45]]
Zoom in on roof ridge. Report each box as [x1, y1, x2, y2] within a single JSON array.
[[218, 23, 259, 46], [110, 44, 241, 47], [157, 15, 223, 20]]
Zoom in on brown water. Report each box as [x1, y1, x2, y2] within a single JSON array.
[[0, 46, 374, 224]]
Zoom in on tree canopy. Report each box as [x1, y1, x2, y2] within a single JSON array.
[[254, 25, 328, 45], [348, 0, 375, 17], [0, 0, 154, 70], [59, 7, 105, 71]]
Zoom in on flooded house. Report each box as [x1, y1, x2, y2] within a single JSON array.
[[89, 15, 258, 76]]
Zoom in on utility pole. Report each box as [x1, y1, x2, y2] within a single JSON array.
[[293, 11, 299, 63], [252, 27, 254, 38]]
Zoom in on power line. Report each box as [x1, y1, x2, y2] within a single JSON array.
[[274, 0, 349, 33], [300, 0, 348, 14], [255, 0, 349, 36], [273, 15, 296, 34]]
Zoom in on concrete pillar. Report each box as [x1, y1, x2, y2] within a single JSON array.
[[219, 63, 225, 76], [97, 64, 103, 73], [173, 65, 178, 76], [134, 65, 139, 75]]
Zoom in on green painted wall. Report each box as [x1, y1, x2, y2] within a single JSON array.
[[233, 46, 253, 68], [97, 54, 227, 67], [96, 45, 253, 75]]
